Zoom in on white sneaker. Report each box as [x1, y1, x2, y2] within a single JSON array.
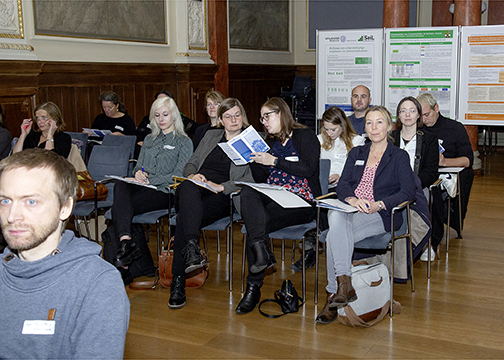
[[420, 248, 436, 262]]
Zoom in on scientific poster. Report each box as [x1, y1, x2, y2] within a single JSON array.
[[459, 25, 504, 126], [316, 28, 383, 130], [384, 27, 459, 120]]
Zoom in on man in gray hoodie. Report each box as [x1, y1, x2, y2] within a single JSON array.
[[0, 148, 130, 359]]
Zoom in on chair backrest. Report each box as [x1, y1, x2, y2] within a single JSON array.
[[102, 134, 136, 160], [87, 145, 130, 181], [65, 132, 89, 160], [9, 137, 18, 156], [319, 158, 331, 195], [292, 76, 312, 97]]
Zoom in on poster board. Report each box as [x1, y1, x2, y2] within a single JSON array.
[[384, 27, 459, 120], [459, 25, 504, 126], [316, 29, 384, 133]]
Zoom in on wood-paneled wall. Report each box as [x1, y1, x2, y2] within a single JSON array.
[[0, 60, 316, 137]]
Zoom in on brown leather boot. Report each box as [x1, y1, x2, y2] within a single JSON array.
[[315, 292, 338, 324], [328, 275, 357, 310]]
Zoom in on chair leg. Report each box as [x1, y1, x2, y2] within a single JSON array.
[[201, 232, 208, 257], [74, 218, 82, 237], [446, 196, 451, 252], [241, 234, 247, 293], [216, 230, 221, 253], [302, 237, 306, 303], [228, 224, 233, 292], [82, 216, 91, 240], [291, 240, 296, 262], [281, 239, 285, 261]]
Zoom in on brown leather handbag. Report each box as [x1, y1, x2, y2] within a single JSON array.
[[158, 237, 209, 288], [76, 171, 108, 201]]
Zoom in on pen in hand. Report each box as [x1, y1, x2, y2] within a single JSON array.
[[141, 167, 148, 183]]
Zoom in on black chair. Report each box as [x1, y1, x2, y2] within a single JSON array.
[[280, 76, 313, 114], [102, 135, 137, 175]]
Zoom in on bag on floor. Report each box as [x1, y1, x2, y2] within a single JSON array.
[[101, 224, 156, 279], [258, 279, 304, 318], [158, 237, 209, 289], [337, 263, 401, 327]]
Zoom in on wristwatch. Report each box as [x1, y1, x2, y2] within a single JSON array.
[[378, 201, 383, 211], [47, 139, 54, 143], [273, 157, 278, 166]]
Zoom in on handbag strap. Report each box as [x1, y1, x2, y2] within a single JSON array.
[[128, 269, 160, 290], [258, 298, 287, 318]]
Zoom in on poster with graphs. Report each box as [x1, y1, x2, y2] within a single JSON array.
[[316, 28, 383, 131], [384, 27, 459, 120]]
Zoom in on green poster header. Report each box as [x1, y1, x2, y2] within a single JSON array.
[[390, 30, 453, 39]]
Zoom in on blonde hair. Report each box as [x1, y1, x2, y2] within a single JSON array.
[[149, 97, 185, 138]]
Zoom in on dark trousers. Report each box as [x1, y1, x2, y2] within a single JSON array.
[[111, 181, 171, 239], [430, 167, 474, 250], [172, 181, 230, 276], [240, 186, 316, 285]]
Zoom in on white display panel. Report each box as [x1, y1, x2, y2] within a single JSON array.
[[384, 27, 459, 120], [459, 25, 504, 126], [316, 29, 384, 133]]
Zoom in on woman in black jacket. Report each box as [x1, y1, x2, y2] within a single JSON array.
[[236, 97, 321, 315], [391, 96, 439, 189]]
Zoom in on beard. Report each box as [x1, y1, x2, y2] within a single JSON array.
[[2, 217, 61, 252]]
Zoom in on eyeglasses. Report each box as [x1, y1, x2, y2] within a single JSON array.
[[222, 112, 242, 121], [35, 116, 51, 123], [399, 109, 417, 116], [206, 102, 220, 108], [260, 110, 278, 124]]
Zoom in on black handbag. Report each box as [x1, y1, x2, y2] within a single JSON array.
[[258, 279, 304, 318]]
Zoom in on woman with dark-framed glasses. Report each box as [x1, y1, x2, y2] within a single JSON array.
[[169, 97, 256, 309], [236, 97, 321, 315], [13, 101, 71, 158]]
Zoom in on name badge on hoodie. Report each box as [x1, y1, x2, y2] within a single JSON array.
[[22, 320, 55, 335], [355, 160, 365, 166]]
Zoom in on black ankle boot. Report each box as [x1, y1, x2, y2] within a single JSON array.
[[183, 239, 206, 273], [114, 239, 141, 267], [168, 274, 186, 309], [249, 241, 269, 274], [290, 248, 316, 272], [235, 283, 261, 315]]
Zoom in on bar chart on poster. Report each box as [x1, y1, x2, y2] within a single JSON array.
[[384, 27, 459, 121], [316, 28, 384, 130]]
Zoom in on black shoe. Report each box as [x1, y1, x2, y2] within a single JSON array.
[[114, 239, 141, 267], [290, 248, 316, 272], [235, 283, 261, 315], [249, 241, 270, 274], [168, 274, 186, 309], [183, 239, 206, 274]]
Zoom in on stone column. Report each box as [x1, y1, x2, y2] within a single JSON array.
[[383, 0, 410, 28], [453, 0, 483, 175], [208, 0, 229, 96]]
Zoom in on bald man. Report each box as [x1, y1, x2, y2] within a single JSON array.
[[347, 85, 371, 135]]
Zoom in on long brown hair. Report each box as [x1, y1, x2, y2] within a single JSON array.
[[320, 106, 357, 153], [262, 97, 305, 144], [34, 102, 66, 133]]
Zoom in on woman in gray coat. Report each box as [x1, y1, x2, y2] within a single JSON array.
[[169, 98, 255, 309]]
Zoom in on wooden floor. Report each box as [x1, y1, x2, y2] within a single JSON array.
[[123, 149, 504, 359]]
